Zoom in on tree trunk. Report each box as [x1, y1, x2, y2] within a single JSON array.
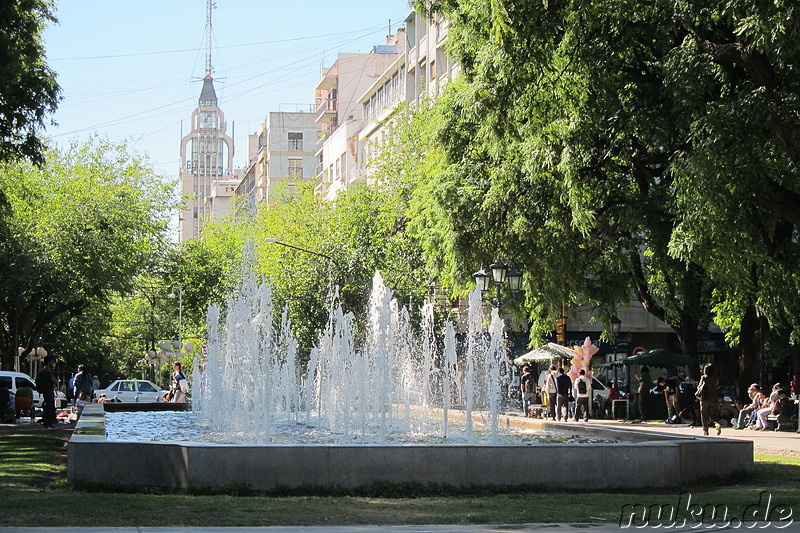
[[737, 304, 761, 402], [677, 314, 701, 380]]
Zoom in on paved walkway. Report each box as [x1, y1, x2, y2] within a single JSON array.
[[566, 419, 800, 457], [522, 414, 800, 456]]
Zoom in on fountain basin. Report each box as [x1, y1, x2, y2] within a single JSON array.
[[67, 404, 753, 491]]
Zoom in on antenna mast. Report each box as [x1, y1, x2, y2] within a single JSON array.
[[205, 0, 216, 76]]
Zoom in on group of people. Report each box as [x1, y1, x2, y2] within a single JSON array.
[[733, 381, 794, 431], [28, 359, 191, 429], [520, 365, 594, 422], [518, 360, 798, 436]]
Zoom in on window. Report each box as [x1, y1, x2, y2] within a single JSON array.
[[288, 132, 303, 151], [288, 158, 303, 178], [138, 381, 157, 392], [16, 377, 34, 389], [120, 382, 135, 392]]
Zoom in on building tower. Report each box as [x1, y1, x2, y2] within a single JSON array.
[[178, 0, 234, 242]]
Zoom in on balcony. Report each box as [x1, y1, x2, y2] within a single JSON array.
[[315, 97, 337, 124]]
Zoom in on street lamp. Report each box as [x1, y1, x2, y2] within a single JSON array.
[[264, 238, 337, 265], [610, 315, 622, 387], [472, 260, 523, 309], [17, 346, 47, 376]]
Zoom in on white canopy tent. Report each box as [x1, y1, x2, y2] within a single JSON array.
[[513, 343, 575, 364]]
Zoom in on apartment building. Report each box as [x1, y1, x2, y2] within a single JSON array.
[[313, 33, 406, 200], [237, 111, 320, 209]]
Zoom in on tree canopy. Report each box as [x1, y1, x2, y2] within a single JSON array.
[[0, 0, 60, 166], [413, 0, 800, 392], [0, 137, 175, 372]]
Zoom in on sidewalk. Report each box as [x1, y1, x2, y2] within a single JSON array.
[[508, 412, 799, 456]]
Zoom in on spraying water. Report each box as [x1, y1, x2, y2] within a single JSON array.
[[198, 269, 512, 444]]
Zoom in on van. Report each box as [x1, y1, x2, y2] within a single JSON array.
[[0, 370, 67, 408], [537, 370, 611, 400]]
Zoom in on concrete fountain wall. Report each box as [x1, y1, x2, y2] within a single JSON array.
[[67, 404, 753, 491]]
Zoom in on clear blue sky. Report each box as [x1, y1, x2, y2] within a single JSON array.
[[43, 1, 412, 177]]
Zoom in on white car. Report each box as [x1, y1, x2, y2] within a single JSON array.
[[0, 370, 68, 407], [93, 379, 168, 403]]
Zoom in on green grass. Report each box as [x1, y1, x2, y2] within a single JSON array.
[[1, 432, 799, 527]]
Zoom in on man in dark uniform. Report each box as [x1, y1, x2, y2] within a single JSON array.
[[36, 355, 58, 429]]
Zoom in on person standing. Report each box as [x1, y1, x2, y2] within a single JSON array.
[[520, 366, 537, 417], [697, 363, 720, 436], [36, 355, 58, 429], [634, 366, 652, 421], [555, 367, 572, 421], [73, 365, 93, 400], [171, 362, 188, 403], [573, 369, 591, 422], [543, 365, 558, 419]]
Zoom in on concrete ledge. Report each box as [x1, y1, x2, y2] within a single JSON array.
[[68, 404, 753, 490]]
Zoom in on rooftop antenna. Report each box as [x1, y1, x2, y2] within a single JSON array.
[[205, 0, 216, 77]]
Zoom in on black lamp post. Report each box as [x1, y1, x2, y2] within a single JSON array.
[[610, 315, 622, 387], [473, 261, 522, 309]]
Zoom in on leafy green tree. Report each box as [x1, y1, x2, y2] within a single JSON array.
[[413, 0, 800, 394], [0, 137, 175, 373], [0, 0, 60, 166]]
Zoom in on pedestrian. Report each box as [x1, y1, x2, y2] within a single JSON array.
[[634, 366, 652, 421], [696, 363, 720, 436], [520, 365, 537, 417], [543, 365, 558, 419], [664, 377, 681, 422], [555, 367, 572, 421], [171, 362, 189, 403], [72, 365, 93, 400], [36, 355, 58, 429], [573, 369, 591, 422]]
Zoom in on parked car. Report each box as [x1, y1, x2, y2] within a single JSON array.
[[0, 370, 68, 407], [93, 379, 168, 403]]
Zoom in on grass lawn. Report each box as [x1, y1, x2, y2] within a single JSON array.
[[1, 431, 798, 527]]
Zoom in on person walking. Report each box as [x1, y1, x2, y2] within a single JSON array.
[[555, 367, 572, 421], [697, 363, 720, 436], [573, 369, 591, 422], [520, 366, 537, 417], [543, 365, 558, 419], [36, 355, 58, 429]]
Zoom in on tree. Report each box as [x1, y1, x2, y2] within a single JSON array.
[[0, 0, 60, 166], [413, 0, 800, 395], [0, 137, 175, 373]]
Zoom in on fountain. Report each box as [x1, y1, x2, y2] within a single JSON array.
[[68, 266, 753, 490], [194, 271, 514, 445]]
